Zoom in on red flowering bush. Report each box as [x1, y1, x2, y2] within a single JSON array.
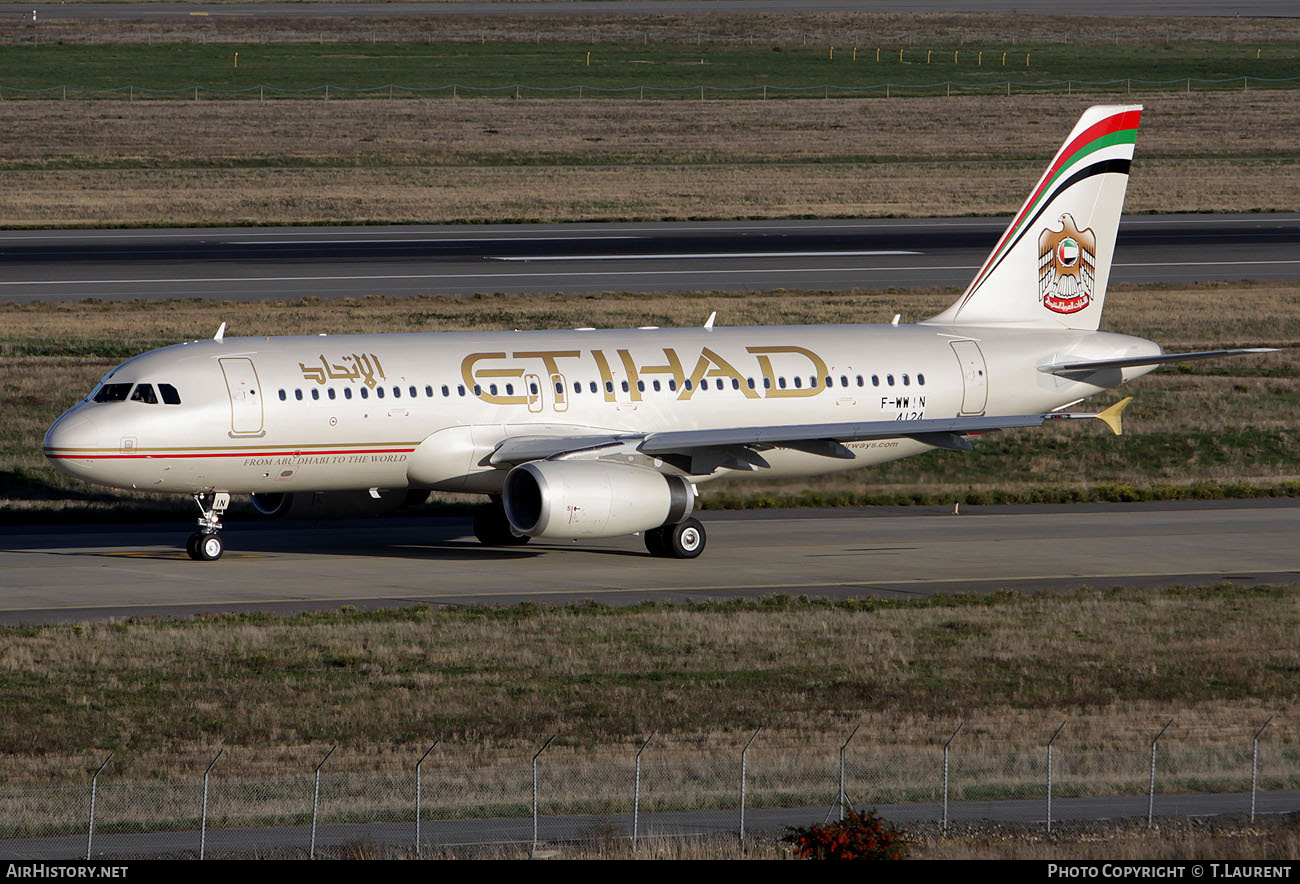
[[783, 807, 911, 860]]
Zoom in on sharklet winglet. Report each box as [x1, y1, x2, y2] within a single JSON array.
[[1095, 397, 1132, 436]]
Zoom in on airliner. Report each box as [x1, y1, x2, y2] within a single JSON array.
[[43, 105, 1274, 561]]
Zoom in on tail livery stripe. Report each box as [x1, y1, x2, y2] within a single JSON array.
[[963, 109, 1140, 301]]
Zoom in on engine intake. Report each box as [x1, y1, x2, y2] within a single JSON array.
[[503, 461, 694, 540]]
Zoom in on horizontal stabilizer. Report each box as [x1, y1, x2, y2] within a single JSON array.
[[1040, 348, 1277, 375]]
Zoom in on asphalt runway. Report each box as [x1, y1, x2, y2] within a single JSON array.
[[2, 213, 1297, 302], [2, 500, 1297, 625]]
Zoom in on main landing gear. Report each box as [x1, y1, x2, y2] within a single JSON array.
[[187, 491, 229, 561], [472, 496, 531, 547], [644, 518, 706, 559]]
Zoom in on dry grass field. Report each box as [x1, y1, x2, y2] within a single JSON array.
[[0, 586, 1296, 788], [4, 10, 1299, 42], [0, 91, 1295, 226]]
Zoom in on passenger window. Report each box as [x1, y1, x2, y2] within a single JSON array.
[[732, 378, 740, 390], [360, 388, 369, 399], [328, 388, 336, 400], [410, 386, 418, 398], [457, 385, 465, 397], [918, 374, 926, 386], [488, 384, 497, 396], [872, 375, 880, 387], [605, 381, 614, 393], [903, 374, 910, 386], [653, 380, 662, 392], [747, 378, 755, 390], [441, 385, 449, 397], [684, 379, 693, 391], [311, 388, 319, 400], [294, 389, 303, 401], [763, 378, 771, 389], [377, 387, 385, 399], [887, 374, 895, 386], [278, 389, 287, 401], [473, 385, 481, 396], [425, 386, 433, 397], [344, 388, 353, 400], [637, 380, 645, 392], [621, 381, 629, 393], [158, 383, 181, 405], [573, 382, 581, 394], [793, 377, 802, 389], [778, 377, 787, 389], [840, 376, 848, 387], [92, 383, 132, 403]]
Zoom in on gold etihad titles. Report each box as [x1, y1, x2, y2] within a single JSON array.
[[461, 346, 831, 406]]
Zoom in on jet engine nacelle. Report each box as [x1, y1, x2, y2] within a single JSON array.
[[503, 461, 694, 540], [249, 489, 430, 520]]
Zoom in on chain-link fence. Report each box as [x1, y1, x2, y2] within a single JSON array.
[[2, 721, 1297, 859], [0, 75, 1295, 102]]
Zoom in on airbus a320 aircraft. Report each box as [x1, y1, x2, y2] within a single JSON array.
[[44, 105, 1274, 561]]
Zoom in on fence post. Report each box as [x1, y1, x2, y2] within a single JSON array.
[[531, 733, 557, 858], [200, 749, 223, 860], [310, 745, 335, 859], [1148, 720, 1173, 828], [839, 724, 860, 820], [633, 730, 656, 850], [739, 727, 761, 842], [1046, 721, 1066, 834], [942, 721, 964, 835], [415, 740, 439, 857], [85, 753, 112, 861], [1251, 717, 1273, 823]]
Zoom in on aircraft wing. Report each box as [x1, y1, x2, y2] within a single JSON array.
[[1039, 348, 1276, 375], [489, 401, 1131, 474]]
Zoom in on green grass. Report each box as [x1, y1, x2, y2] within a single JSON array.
[[0, 39, 1296, 96]]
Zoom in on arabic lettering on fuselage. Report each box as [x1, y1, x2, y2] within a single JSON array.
[[460, 346, 830, 405], [298, 353, 387, 389]]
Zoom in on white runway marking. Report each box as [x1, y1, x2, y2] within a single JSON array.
[[489, 250, 921, 261]]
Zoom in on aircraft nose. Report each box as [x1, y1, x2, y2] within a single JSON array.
[[44, 405, 114, 484]]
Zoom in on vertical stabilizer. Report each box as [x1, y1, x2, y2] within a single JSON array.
[[924, 105, 1141, 330]]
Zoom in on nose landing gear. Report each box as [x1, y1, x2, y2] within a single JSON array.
[[187, 491, 230, 561]]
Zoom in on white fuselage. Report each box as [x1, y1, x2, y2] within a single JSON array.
[[44, 321, 1160, 497]]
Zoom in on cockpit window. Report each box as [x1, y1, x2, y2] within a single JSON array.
[[158, 384, 181, 405], [92, 383, 133, 403], [130, 384, 158, 404]]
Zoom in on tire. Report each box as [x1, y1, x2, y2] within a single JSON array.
[[664, 518, 706, 559], [644, 526, 667, 557], [473, 506, 531, 547], [194, 533, 224, 562], [185, 533, 202, 560]]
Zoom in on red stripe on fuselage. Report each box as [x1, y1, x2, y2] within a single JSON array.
[[45, 447, 416, 460]]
